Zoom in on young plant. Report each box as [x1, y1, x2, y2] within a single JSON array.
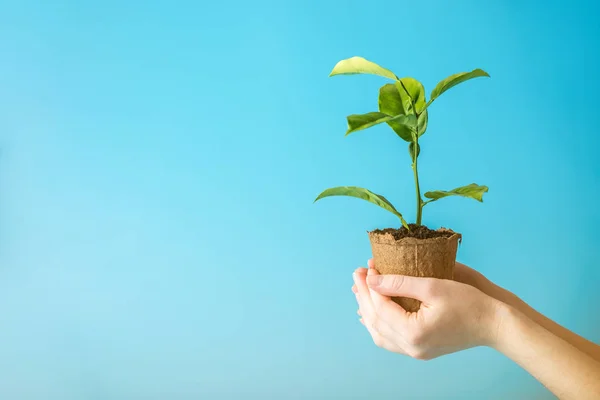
[[315, 57, 489, 229]]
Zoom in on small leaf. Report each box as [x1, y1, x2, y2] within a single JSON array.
[[378, 84, 404, 115], [378, 84, 413, 141], [346, 112, 416, 136], [378, 80, 426, 141], [395, 78, 428, 137], [409, 142, 420, 162], [424, 183, 489, 203], [329, 56, 398, 81], [417, 109, 428, 136], [429, 69, 490, 105], [314, 186, 408, 228], [394, 78, 426, 114]]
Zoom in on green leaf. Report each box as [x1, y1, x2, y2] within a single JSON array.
[[417, 109, 428, 137], [378, 84, 404, 115], [394, 78, 426, 114], [409, 142, 420, 162], [314, 186, 408, 228], [429, 69, 490, 105], [329, 56, 398, 81], [346, 112, 416, 136], [424, 183, 489, 203], [378, 80, 427, 140], [378, 84, 413, 141]]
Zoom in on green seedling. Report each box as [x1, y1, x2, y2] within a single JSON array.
[[315, 56, 490, 229]]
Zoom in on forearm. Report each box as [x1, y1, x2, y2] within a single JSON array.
[[488, 283, 600, 362], [492, 303, 600, 400]]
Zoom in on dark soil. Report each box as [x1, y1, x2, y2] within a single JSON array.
[[371, 224, 454, 240]]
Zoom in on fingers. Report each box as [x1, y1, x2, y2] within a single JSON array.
[[354, 269, 397, 349], [354, 265, 408, 354], [353, 268, 380, 341], [358, 318, 404, 352], [366, 259, 385, 309], [367, 267, 410, 332], [366, 274, 441, 303], [358, 315, 406, 353], [353, 268, 374, 316], [368, 258, 375, 269], [367, 268, 399, 315]]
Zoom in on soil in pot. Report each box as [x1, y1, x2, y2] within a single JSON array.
[[368, 224, 461, 312]]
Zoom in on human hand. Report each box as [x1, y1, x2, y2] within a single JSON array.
[[351, 260, 508, 307], [453, 261, 521, 308], [351, 261, 497, 300], [351, 260, 502, 360], [453, 262, 494, 293]]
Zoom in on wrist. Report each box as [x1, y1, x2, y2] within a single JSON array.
[[485, 300, 522, 351]]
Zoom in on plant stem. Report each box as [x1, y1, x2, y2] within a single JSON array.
[[412, 137, 423, 226], [398, 79, 424, 227]]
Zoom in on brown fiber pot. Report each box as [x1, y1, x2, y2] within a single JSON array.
[[367, 228, 462, 312]]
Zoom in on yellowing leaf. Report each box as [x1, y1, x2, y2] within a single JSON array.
[[329, 56, 398, 81]]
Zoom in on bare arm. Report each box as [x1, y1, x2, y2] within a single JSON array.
[[493, 303, 600, 400], [455, 262, 600, 362], [354, 262, 600, 400]]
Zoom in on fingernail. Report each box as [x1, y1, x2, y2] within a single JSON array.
[[367, 275, 382, 287]]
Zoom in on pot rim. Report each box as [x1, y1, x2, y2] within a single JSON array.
[[368, 229, 462, 246]]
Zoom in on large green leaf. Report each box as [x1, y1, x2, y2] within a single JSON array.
[[429, 69, 490, 105], [424, 183, 489, 203], [314, 186, 408, 228], [346, 112, 416, 136], [378, 80, 427, 140], [329, 56, 398, 81]]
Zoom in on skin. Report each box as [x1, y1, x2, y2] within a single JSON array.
[[352, 260, 600, 400], [453, 262, 600, 362]]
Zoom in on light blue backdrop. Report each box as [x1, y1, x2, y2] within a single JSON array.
[[1, 0, 599, 399]]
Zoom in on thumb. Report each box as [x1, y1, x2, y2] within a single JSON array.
[[366, 274, 440, 302]]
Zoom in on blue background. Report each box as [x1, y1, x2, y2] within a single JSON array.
[[1, 0, 599, 398]]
